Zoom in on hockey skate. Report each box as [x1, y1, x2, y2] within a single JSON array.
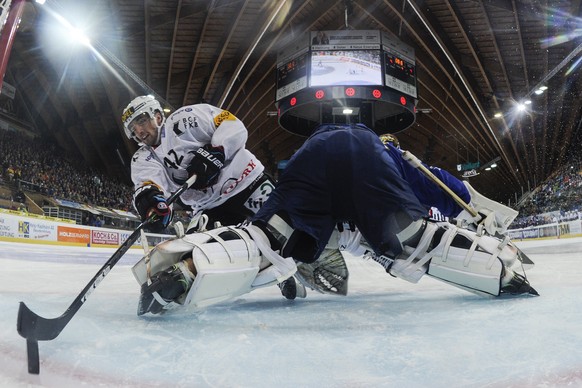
[[278, 276, 307, 300], [379, 219, 538, 297]]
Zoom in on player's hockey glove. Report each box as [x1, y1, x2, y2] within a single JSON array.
[[186, 144, 225, 189], [133, 184, 173, 232]]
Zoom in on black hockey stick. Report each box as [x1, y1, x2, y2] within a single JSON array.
[[17, 174, 197, 374]]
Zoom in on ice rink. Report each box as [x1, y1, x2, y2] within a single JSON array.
[[1, 236, 581, 387]]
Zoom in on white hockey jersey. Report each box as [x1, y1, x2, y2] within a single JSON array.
[[130, 103, 265, 219]]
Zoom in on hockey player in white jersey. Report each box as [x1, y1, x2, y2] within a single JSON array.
[[133, 123, 537, 316], [122, 95, 302, 300]]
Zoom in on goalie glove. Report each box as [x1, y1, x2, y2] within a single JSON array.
[[133, 183, 173, 232], [185, 144, 225, 189], [455, 181, 518, 236]]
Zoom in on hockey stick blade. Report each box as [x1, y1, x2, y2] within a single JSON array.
[[16, 175, 197, 372], [16, 222, 148, 342], [17, 301, 67, 341]]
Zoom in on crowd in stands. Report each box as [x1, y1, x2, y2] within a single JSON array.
[[2, 127, 581, 231], [1, 128, 133, 212], [511, 158, 582, 229]]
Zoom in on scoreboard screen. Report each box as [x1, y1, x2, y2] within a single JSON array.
[[309, 50, 382, 87]]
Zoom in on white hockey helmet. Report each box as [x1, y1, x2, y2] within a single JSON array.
[[121, 95, 163, 142]]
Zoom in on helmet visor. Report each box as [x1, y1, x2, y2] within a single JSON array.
[[128, 113, 152, 137]]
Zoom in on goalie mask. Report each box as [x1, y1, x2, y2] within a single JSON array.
[[122, 95, 164, 145], [379, 133, 400, 149]]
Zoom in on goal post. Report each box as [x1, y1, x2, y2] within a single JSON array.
[[0, 0, 26, 94]]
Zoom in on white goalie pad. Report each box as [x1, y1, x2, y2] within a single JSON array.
[[133, 227, 263, 309], [389, 222, 518, 296], [427, 229, 503, 296], [184, 227, 262, 308], [132, 224, 297, 310]]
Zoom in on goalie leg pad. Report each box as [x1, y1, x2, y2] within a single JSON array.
[[184, 226, 263, 308], [426, 237, 504, 297], [135, 226, 265, 312], [389, 221, 522, 296]]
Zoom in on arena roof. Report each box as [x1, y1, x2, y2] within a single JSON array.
[[2, 0, 581, 203]]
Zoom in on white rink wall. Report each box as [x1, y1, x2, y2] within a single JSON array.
[[509, 219, 582, 240], [0, 210, 170, 248]]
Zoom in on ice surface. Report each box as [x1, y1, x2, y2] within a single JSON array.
[[1, 238, 581, 387]]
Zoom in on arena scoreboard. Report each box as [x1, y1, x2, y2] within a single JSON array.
[[275, 30, 417, 136]]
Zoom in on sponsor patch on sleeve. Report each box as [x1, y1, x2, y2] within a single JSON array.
[[213, 111, 237, 127]]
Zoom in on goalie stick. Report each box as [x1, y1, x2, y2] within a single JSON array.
[[16, 174, 197, 375], [402, 151, 478, 217]]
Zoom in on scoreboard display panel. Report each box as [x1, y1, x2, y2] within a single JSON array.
[[275, 30, 417, 136], [384, 51, 417, 98], [276, 53, 308, 101]]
